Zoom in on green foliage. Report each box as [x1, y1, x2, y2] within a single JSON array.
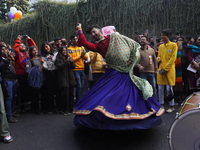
[[7, 0, 30, 13], [0, 0, 200, 46], [0, 0, 7, 21], [0, 0, 29, 22]]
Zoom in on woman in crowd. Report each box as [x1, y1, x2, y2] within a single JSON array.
[[13, 35, 35, 112], [186, 35, 194, 46], [174, 37, 185, 103], [187, 35, 200, 93], [55, 46, 76, 115], [40, 42, 57, 113], [26, 46, 45, 114]]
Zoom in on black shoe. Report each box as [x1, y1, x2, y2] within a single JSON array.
[[12, 113, 20, 117], [8, 117, 18, 123], [35, 110, 41, 115], [55, 109, 63, 114], [20, 109, 26, 113], [47, 111, 53, 114]]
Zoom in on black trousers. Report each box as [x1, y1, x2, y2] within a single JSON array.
[[56, 85, 74, 113], [90, 73, 104, 88], [17, 74, 30, 111], [30, 87, 40, 113], [41, 70, 56, 112]]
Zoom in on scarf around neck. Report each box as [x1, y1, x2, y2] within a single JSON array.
[[188, 45, 200, 53]]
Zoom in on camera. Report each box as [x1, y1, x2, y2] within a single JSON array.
[[11, 48, 15, 54]]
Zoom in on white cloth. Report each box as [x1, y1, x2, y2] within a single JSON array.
[[158, 85, 175, 106], [42, 52, 58, 70]]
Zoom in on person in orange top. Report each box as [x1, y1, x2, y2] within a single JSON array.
[[68, 35, 88, 102], [13, 35, 37, 112]]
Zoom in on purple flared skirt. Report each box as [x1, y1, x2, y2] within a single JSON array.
[[73, 68, 164, 130]]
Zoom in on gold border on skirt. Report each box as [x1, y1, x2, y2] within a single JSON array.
[[73, 105, 165, 120]]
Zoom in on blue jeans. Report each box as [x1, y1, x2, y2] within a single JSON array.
[[139, 72, 158, 100], [3, 80, 17, 118], [74, 70, 85, 101]]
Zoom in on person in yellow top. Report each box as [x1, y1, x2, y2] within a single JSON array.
[[68, 35, 88, 102], [157, 29, 178, 113], [88, 51, 107, 87]]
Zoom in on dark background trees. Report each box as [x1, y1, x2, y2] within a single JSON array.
[[0, 0, 200, 46]]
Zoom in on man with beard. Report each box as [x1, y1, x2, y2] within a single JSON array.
[[0, 45, 13, 142], [73, 23, 164, 130], [149, 37, 155, 49], [136, 36, 158, 99]]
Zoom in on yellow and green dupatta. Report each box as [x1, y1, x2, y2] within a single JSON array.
[[105, 33, 153, 100]]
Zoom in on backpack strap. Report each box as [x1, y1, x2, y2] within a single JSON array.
[[30, 59, 34, 67]]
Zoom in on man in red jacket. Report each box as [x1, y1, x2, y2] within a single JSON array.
[[13, 35, 36, 112]]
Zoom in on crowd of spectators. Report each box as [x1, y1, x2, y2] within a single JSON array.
[[0, 28, 198, 143]]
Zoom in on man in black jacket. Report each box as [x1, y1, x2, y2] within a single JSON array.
[[0, 44, 13, 143], [0, 44, 18, 123]]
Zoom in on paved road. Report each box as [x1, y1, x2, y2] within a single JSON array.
[[0, 104, 180, 150]]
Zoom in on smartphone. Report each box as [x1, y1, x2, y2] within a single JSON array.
[[159, 70, 163, 74], [21, 35, 27, 39], [11, 48, 15, 54]]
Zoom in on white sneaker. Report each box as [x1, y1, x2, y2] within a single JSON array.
[[2, 135, 13, 143], [166, 108, 175, 113]]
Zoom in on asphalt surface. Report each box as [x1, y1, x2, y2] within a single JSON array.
[[0, 104, 180, 150]]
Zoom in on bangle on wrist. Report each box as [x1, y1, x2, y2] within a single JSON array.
[[78, 30, 83, 35]]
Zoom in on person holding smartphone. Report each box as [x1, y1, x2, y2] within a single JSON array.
[[0, 44, 18, 123], [13, 35, 37, 112], [0, 45, 13, 143]]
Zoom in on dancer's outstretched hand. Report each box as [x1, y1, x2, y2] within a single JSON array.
[[76, 23, 82, 30]]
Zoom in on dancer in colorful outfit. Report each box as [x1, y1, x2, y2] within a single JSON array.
[[73, 23, 164, 130]]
